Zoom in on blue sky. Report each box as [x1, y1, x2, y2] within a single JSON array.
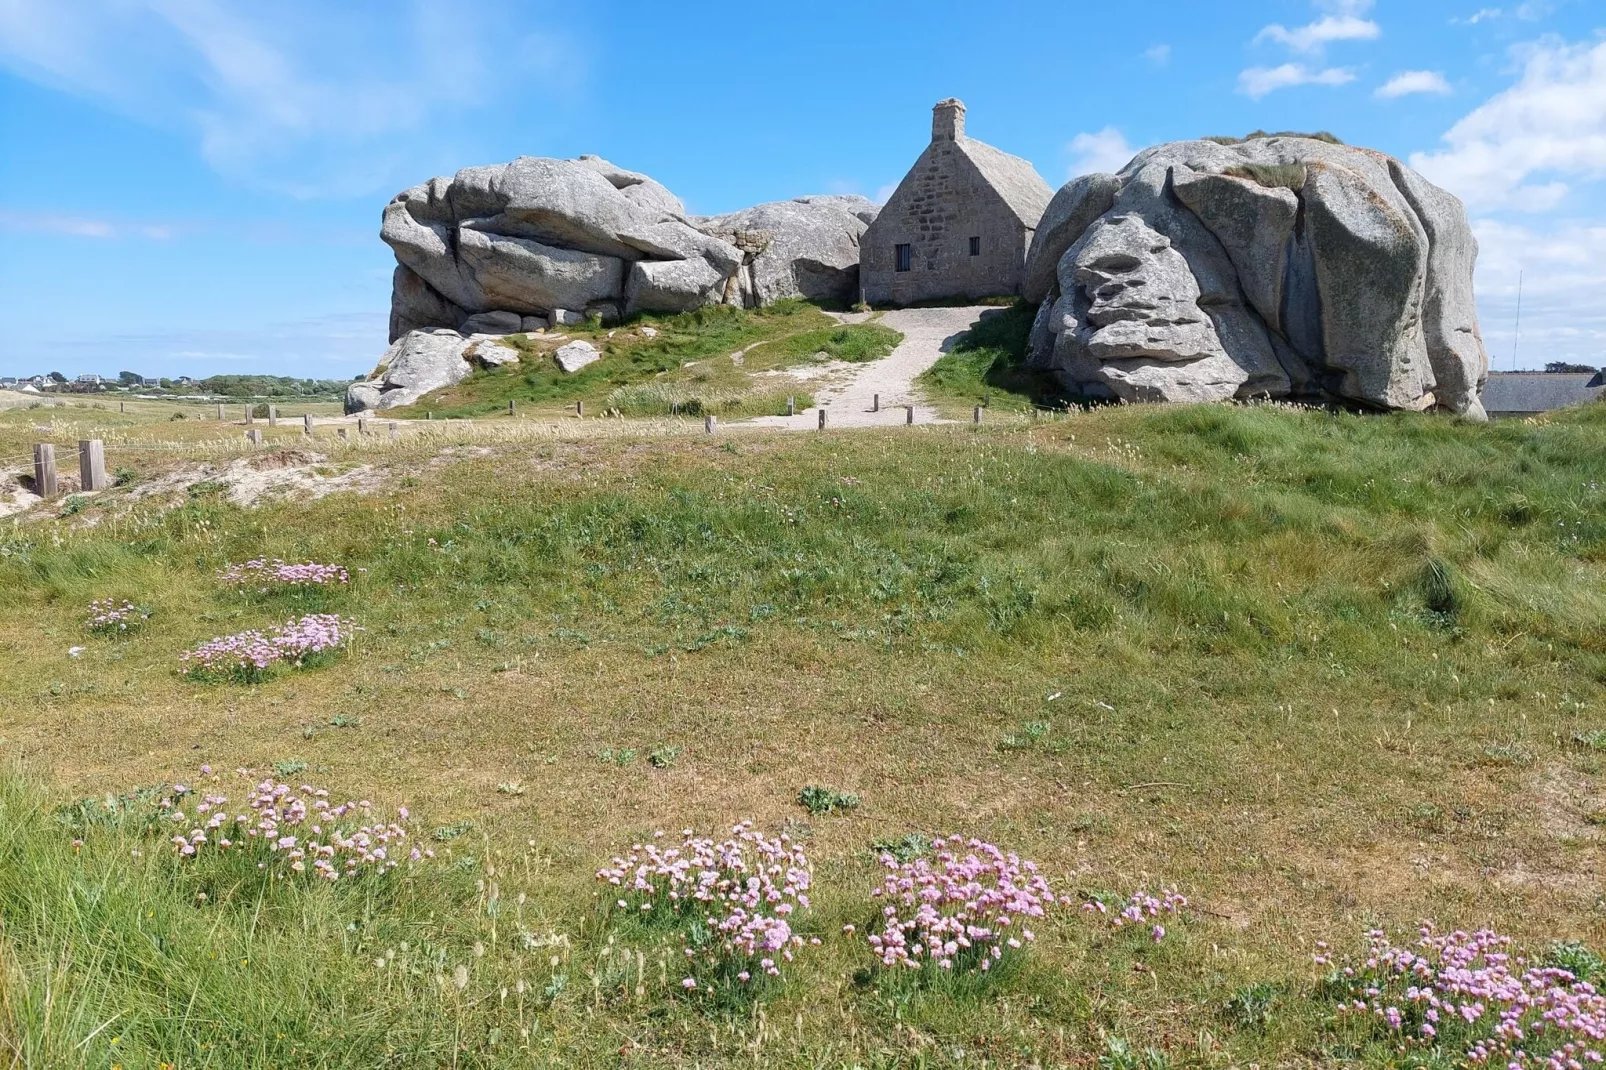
[[0, 0, 1602, 380]]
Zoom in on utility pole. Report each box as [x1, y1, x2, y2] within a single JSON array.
[[1512, 269, 1523, 371]]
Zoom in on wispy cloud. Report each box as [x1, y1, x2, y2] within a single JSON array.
[[0, 210, 175, 240], [1254, 15, 1380, 53], [1065, 127, 1136, 178], [1145, 44, 1172, 67], [0, 0, 573, 198], [1410, 38, 1606, 212], [1453, 3, 1552, 23], [1376, 70, 1453, 98], [1238, 64, 1356, 99]]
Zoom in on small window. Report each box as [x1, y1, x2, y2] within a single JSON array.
[[969, 236, 981, 257], [895, 244, 912, 272]]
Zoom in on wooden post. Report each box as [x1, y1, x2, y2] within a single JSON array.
[[357, 417, 369, 436], [905, 405, 914, 425], [705, 414, 716, 434], [427, 411, 433, 421], [818, 408, 827, 430], [245, 405, 254, 425], [119, 401, 125, 413], [303, 414, 313, 435], [32, 444, 57, 498], [268, 405, 277, 427], [217, 404, 226, 421], [576, 400, 584, 417], [508, 400, 516, 416], [246, 429, 263, 446], [78, 440, 106, 491], [873, 393, 880, 412], [973, 406, 982, 424], [787, 396, 795, 417]]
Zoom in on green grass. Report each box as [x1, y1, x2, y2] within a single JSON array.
[[388, 302, 897, 420], [917, 299, 1076, 413], [3, 397, 1606, 1065]]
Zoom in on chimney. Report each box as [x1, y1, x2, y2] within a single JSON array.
[[932, 98, 966, 142]]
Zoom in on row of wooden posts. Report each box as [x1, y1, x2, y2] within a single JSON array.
[[30, 441, 104, 499], [33, 393, 995, 494]]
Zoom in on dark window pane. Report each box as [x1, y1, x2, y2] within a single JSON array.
[[969, 236, 981, 256], [895, 244, 912, 272]]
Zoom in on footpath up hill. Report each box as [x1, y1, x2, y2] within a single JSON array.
[[1, 397, 1605, 1066]]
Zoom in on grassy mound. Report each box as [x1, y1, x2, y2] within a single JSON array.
[[2, 398, 1606, 1065], [917, 299, 1075, 412], [390, 301, 899, 420]]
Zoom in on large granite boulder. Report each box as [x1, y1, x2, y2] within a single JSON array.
[[381, 157, 883, 343], [345, 330, 519, 412], [693, 195, 879, 307], [379, 155, 743, 337], [1024, 137, 1489, 418]]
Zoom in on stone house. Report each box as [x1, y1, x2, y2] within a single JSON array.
[[860, 99, 1054, 306]]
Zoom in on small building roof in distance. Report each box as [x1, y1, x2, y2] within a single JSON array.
[[956, 138, 1055, 230], [1481, 371, 1605, 414]]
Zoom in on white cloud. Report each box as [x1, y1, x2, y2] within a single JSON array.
[[1376, 70, 1453, 98], [1238, 64, 1357, 99], [1470, 218, 1606, 369], [1454, 3, 1552, 24], [1065, 127, 1137, 178], [873, 183, 899, 205], [1255, 15, 1381, 53], [0, 0, 568, 197], [1410, 38, 1606, 212], [0, 210, 175, 240], [1145, 44, 1172, 66]]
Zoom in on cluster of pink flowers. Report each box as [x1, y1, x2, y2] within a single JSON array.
[[159, 765, 432, 880], [596, 822, 816, 988], [1330, 925, 1606, 1067], [219, 558, 350, 590], [860, 836, 1059, 973], [85, 598, 150, 635], [1083, 887, 1189, 943], [179, 614, 358, 681]]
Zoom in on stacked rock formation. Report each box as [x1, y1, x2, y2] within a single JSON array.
[[350, 155, 877, 412], [1024, 137, 1490, 418], [381, 154, 876, 338]]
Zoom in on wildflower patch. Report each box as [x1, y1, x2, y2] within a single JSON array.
[[159, 766, 431, 880], [596, 822, 816, 995], [1322, 925, 1606, 1067], [219, 558, 351, 591], [858, 836, 1059, 976], [85, 599, 152, 636], [179, 614, 359, 682]]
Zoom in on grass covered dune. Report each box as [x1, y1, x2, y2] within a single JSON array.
[[2, 401, 1606, 1067]]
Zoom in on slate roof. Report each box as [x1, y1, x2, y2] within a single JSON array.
[[957, 137, 1055, 229], [1481, 372, 1606, 415]]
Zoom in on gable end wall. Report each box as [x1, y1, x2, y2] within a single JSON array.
[[861, 142, 1030, 306]]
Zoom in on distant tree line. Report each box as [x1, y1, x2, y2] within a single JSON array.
[[195, 375, 354, 397], [1546, 362, 1603, 374]]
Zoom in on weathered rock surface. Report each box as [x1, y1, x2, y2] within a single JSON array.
[[460, 310, 523, 335], [693, 195, 879, 307], [380, 156, 881, 346], [554, 340, 600, 374], [1024, 137, 1489, 417], [345, 330, 520, 412]]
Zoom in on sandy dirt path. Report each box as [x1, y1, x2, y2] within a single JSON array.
[[741, 306, 991, 429]]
